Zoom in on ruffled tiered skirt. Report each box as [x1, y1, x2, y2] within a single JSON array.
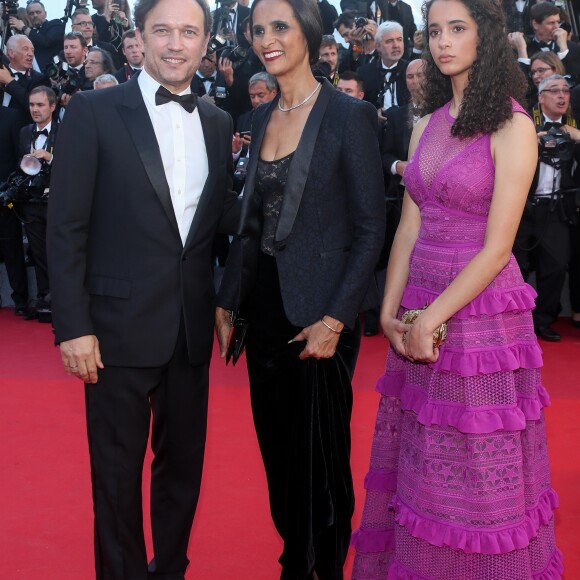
[[351, 244, 563, 579]]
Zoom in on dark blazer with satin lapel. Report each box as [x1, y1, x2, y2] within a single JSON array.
[[48, 76, 239, 367], [381, 103, 413, 197], [357, 58, 409, 110], [218, 80, 386, 329]]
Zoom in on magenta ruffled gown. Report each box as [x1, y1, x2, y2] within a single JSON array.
[[351, 101, 563, 579]]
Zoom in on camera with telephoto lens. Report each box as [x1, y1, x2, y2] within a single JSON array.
[[539, 126, 576, 163], [44, 59, 81, 96], [355, 17, 368, 28]]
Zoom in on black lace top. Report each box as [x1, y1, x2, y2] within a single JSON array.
[[255, 152, 294, 256]]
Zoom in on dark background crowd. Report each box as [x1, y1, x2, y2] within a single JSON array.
[[0, 0, 579, 341]]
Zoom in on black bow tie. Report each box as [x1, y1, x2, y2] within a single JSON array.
[[204, 75, 216, 82], [543, 121, 562, 131], [537, 40, 554, 50], [155, 86, 197, 113], [33, 128, 48, 139]]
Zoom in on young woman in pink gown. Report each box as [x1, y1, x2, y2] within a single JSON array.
[[351, 0, 563, 578]]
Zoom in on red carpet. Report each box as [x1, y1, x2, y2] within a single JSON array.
[[0, 308, 578, 579]]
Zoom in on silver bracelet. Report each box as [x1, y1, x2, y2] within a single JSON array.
[[321, 318, 341, 334]]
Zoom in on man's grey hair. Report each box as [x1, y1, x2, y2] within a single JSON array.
[[375, 20, 403, 44], [248, 72, 278, 92], [538, 74, 567, 94], [94, 74, 119, 89]]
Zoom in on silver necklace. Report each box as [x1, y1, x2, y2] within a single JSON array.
[[277, 82, 321, 112]]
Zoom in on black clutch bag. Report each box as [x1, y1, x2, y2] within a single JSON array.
[[226, 313, 249, 366]]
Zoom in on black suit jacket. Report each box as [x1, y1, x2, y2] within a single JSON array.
[[217, 80, 386, 329], [318, 0, 338, 35], [3, 69, 51, 126], [0, 107, 21, 181], [28, 19, 65, 72], [47, 77, 240, 367], [525, 37, 580, 76], [18, 121, 58, 158], [357, 58, 409, 110], [381, 104, 413, 197]]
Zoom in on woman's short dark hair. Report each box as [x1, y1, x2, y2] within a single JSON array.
[[250, 0, 323, 65], [134, 0, 211, 36], [420, 0, 528, 138]]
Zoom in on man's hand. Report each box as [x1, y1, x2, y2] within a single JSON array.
[[0, 66, 14, 85], [215, 307, 232, 358], [291, 316, 344, 361], [60, 93, 72, 108], [413, 30, 424, 51], [60, 335, 104, 384], [507, 31, 528, 58], [232, 132, 243, 154], [8, 16, 26, 33], [395, 160, 408, 176], [553, 27, 568, 52], [218, 56, 234, 87], [32, 149, 53, 162]]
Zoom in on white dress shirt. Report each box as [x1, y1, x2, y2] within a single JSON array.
[[382, 62, 399, 109], [138, 68, 209, 245], [32, 121, 52, 153]]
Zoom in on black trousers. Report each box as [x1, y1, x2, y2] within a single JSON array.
[[85, 321, 209, 580], [245, 253, 360, 580], [18, 203, 49, 298], [0, 206, 28, 306], [513, 201, 570, 326]]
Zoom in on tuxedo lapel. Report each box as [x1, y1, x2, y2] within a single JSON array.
[[117, 78, 180, 237], [275, 79, 333, 243], [183, 98, 220, 250]]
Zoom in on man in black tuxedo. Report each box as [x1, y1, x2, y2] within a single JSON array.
[[190, 50, 229, 111], [335, 13, 379, 73], [15, 86, 57, 322], [113, 30, 144, 84], [0, 35, 50, 125], [514, 75, 580, 342], [0, 106, 29, 315], [358, 20, 409, 111], [47, 0, 239, 577], [8, 1, 65, 72], [523, 2, 580, 76], [381, 0, 417, 59]]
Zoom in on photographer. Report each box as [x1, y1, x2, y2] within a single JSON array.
[[0, 35, 50, 125], [216, 16, 264, 123], [9, 86, 58, 321], [90, 0, 132, 54], [0, 105, 29, 315], [211, 0, 250, 49], [335, 13, 378, 72], [358, 20, 409, 112], [8, 1, 64, 72], [514, 75, 580, 342], [318, 35, 340, 85], [51, 32, 87, 115], [113, 30, 143, 84], [82, 46, 114, 90], [190, 50, 229, 109]]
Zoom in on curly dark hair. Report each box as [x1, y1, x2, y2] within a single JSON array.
[[420, 0, 528, 138]]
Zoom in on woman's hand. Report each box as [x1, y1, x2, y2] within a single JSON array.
[[291, 317, 343, 360], [381, 314, 410, 357], [403, 315, 439, 363], [215, 307, 232, 359]]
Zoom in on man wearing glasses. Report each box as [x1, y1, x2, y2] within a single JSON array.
[[8, 1, 64, 72], [514, 75, 580, 342], [71, 8, 123, 69]]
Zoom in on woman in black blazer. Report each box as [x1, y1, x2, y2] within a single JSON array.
[[216, 0, 385, 577]]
